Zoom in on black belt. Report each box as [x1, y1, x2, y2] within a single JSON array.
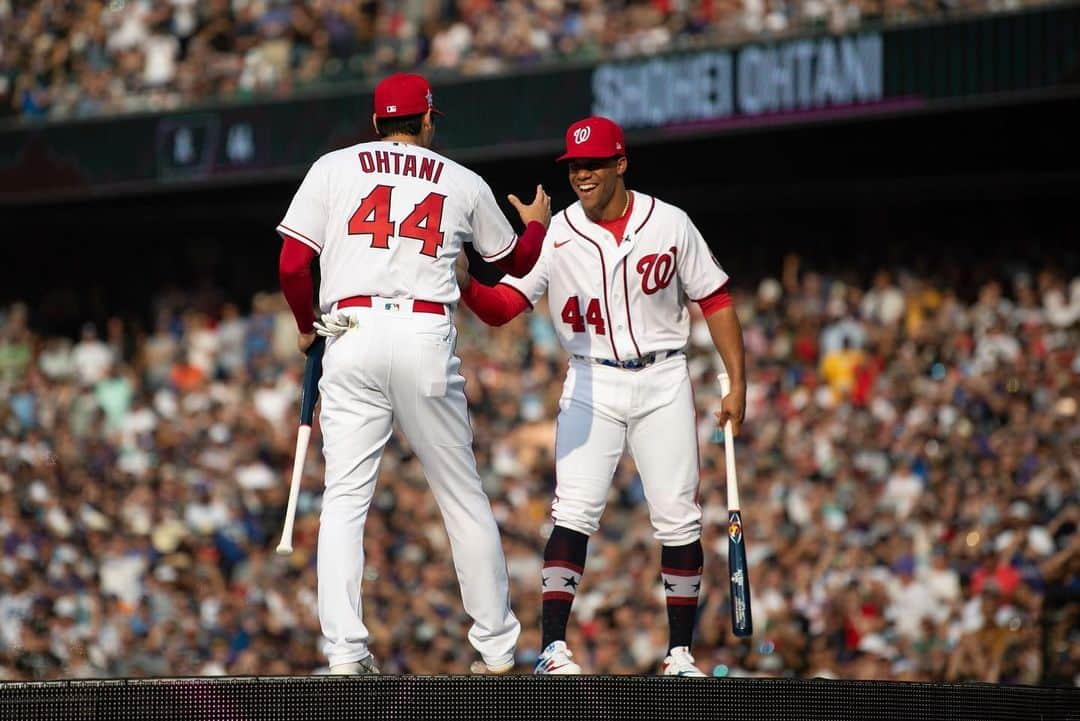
[[571, 349, 683, 370]]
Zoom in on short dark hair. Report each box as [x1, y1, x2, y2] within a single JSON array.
[[375, 113, 426, 138]]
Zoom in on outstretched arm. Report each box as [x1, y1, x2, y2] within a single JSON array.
[[493, 185, 551, 277], [471, 183, 551, 278], [457, 254, 531, 326], [492, 220, 546, 278]]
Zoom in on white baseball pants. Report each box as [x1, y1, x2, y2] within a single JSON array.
[[316, 303, 520, 668], [553, 354, 702, 545]]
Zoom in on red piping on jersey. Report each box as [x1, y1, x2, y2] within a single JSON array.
[[634, 195, 656, 234], [621, 261, 642, 358], [481, 234, 517, 260], [618, 193, 650, 359], [279, 223, 322, 252], [563, 211, 619, 361]]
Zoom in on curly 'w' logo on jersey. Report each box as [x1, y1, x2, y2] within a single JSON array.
[[636, 246, 678, 295]]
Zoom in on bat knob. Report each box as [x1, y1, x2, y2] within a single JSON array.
[[275, 545, 293, 556]]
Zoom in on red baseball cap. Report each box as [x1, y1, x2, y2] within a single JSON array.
[[556, 116, 626, 162], [373, 73, 443, 119]]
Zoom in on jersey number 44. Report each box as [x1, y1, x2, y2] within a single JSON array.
[[349, 185, 448, 258], [561, 296, 606, 335]]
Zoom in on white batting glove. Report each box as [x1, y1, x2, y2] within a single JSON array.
[[313, 311, 353, 339]]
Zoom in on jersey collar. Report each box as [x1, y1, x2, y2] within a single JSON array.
[[564, 191, 653, 251]]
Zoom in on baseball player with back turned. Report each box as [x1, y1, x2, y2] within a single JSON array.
[[277, 73, 552, 675], [458, 116, 746, 676]]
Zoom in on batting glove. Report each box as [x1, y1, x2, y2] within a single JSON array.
[[313, 311, 353, 339]]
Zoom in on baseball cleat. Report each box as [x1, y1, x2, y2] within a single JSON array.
[[329, 655, 381, 674], [661, 646, 706, 677], [470, 654, 516, 675], [534, 641, 582, 675]]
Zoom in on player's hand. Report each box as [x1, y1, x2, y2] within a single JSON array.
[[454, 251, 471, 291], [715, 384, 746, 437], [508, 184, 551, 229], [298, 331, 317, 354]]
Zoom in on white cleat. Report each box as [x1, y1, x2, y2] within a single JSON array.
[[469, 655, 516, 675], [661, 646, 706, 677], [534, 641, 582, 675], [329, 655, 381, 675]]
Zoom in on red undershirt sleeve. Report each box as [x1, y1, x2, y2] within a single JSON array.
[[279, 236, 317, 333], [695, 287, 732, 318], [492, 221, 546, 278], [461, 281, 531, 326]]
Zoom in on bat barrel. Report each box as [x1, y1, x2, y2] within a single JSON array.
[[276, 423, 312, 556], [728, 512, 754, 637]]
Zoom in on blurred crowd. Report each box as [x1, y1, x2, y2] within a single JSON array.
[[0, 0, 1058, 122], [0, 255, 1077, 683]]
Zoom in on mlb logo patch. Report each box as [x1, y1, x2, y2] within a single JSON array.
[[386, 105, 397, 114]]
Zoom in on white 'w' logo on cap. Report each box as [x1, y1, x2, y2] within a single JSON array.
[[573, 126, 591, 144]]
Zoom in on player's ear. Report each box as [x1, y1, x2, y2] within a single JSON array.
[[616, 156, 628, 176], [372, 113, 380, 136]]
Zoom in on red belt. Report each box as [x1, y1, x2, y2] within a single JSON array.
[[337, 295, 446, 316]]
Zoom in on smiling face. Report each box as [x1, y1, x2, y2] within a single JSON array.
[[567, 155, 627, 221]]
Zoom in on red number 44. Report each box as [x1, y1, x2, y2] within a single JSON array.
[[561, 297, 606, 335], [349, 184, 446, 258]]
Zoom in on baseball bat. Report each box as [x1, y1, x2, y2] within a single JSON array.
[[718, 372, 753, 637], [276, 335, 326, 555]]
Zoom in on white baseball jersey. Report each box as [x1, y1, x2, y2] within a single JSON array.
[[277, 140, 518, 311], [503, 191, 728, 360]]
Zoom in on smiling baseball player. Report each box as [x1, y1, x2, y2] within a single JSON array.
[[458, 116, 746, 676], [277, 73, 552, 675]]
